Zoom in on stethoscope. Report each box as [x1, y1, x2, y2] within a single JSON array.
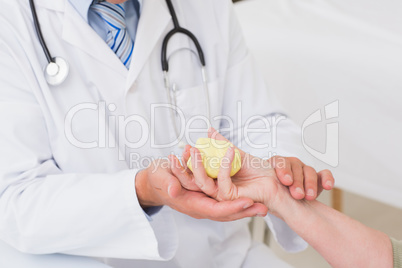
[[29, 0, 69, 86], [161, 0, 211, 147], [30, 0, 211, 146]]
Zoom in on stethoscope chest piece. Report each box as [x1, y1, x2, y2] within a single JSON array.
[[44, 57, 69, 86]]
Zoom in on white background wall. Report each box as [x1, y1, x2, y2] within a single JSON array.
[[235, 0, 402, 209]]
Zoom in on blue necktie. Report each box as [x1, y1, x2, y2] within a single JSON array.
[[91, 2, 134, 69]]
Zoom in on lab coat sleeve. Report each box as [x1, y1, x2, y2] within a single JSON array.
[[0, 44, 177, 260], [219, 1, 308, 252]]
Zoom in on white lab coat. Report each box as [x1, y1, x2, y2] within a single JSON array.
[[0, 0, 306, 267]]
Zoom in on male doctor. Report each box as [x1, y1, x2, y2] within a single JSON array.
[[0, 0, 333, 267]]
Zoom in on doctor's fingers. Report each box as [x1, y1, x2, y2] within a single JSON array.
[[145, 162, 182, 200], [216, 146, 238, 201], [303, 166, 318, 201], [169, 154, 200, 192], [170, 191, 268, 221], [270, 156, 294, 186], [288, 160, 305, 200], [190, 148, 219, 198], [214, 202, 268, 222], [318, 169, 335, 191]]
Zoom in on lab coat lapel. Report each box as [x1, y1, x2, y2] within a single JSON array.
[[125, 0, 171, 92], [35, 0, 64, 11], [61, 2, 128, 76]]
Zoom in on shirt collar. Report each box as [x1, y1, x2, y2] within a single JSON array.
[[68, 0, 143, 22]]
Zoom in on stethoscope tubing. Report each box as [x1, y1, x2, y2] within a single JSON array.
[[161, 0, 206, 72], [162, 27, 206, 71], [30, 0, 210, 133], [29, 0, 53, 64], [161, 0, 211, 145], [30, 0, 207, 86]]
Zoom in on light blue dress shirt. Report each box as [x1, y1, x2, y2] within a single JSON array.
[[68, 0, 142, 43]]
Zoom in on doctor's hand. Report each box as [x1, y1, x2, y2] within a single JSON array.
[[135, 159, 268, 222], [216, 129, 333, 201]]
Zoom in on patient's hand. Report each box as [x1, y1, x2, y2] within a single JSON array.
[[174, 138, 282, 210], [172, 129, 334, 211], [171, 150, 281, 215]]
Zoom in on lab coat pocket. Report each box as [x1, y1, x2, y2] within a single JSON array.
[[173, 79, 223, 144], [174, 79, 222, 120]]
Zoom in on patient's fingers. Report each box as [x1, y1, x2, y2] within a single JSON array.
[[191, 148, 218, 198], [208, 127, 228, 141], [208, 127, 246, 159], [217, 147, 237, 201], [182, 144, 191, 170]]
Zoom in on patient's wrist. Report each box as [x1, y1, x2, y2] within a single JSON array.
[[268, 186, 306, 221]]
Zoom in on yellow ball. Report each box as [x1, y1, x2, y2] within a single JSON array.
[[187, 138, 242, 179]]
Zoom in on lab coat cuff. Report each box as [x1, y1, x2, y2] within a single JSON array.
[[61, 169, 177, 260], [134, 168, 164, 221], [129, 169, 178, 260], [143, 206, 164, 221], [264, 213, 307, 252]]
